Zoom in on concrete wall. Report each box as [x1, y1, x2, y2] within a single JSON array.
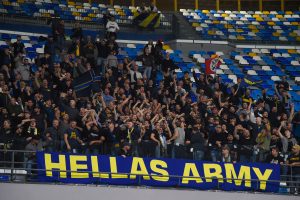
[[168, 41, 235, 57], [0, 183, 298, 200]]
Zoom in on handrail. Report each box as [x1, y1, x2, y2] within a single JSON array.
[[0, 167, 288, 183], [0, 149, 299, 195]]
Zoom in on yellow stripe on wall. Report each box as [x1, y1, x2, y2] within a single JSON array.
[[139, 13, 158, 28]]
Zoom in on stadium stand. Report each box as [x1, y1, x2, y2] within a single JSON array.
[[0, 0, 300, 197], [0, 0, 171, 27], [181, 9, 300, 41]]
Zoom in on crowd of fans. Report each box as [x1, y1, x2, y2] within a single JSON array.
[[0, 19, 300, 186]]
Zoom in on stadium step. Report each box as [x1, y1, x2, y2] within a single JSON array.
[[173, 12, 201, 40]]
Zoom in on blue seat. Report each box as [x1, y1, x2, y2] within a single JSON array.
[[292, 85, 300, 91], [1, 34, 11, 40], [293, 95, 300, 102]]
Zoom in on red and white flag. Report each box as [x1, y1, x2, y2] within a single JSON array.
[[205, 56, 222, 74]]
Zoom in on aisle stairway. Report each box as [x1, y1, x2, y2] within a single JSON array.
[[173, 12, 200, 40]]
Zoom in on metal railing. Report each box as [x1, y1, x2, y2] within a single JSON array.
[[0, 149, 299, 195], [0, 11, 173, 30]]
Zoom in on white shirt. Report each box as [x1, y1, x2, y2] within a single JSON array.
[[151, 6, 158, 12], [106, 21, 119, 33], [129, 70, 143, 83]]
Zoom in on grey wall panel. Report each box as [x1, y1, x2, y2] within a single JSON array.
[[0, 183, 297, 200]]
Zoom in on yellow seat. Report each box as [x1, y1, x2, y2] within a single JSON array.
[[256, 17, 263, 22], [42, 13, 51, 17], [163, 45, 171, 50], [236, 29, 244, 33], [202, 10, 209, 14], [88, 13, 96, 18], [249, 52, 256, 57], [221, 13, 228, 17], [288, 49, 296, 54], [297, 37, 300, 41], [192, 23, 200, 27], [267, 22, 275, 26], [237, 35, 245, 40], [68, 2, 75, 6], [262, 11, 270, 15], [276, 15, 283, 19], [72, 12, 80, 16], [248, 25, 256, 29], [84, 17, 91, 21], [3, 1, 11, 6], [208, 30, 215, 35], [291, 22, 299, 26], [272, 32, 280, 37], [285, 11, 293, 15], [253, 14, 260, 18], [289, 32, 297, 37], [75, 5, 83, 9], [213, 20, 220, 24], [224, 24, 233, 29], [252, 29, 259, 33]]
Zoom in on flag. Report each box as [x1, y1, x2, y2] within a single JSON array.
[[239, 75, 263, 90], [73, 70, 101, 97], [243, 75, 263, 86], [133, 12, 161, 29], [205, 55, 221, 74]]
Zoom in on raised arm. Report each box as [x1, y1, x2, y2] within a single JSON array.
[[288, 103, 295, 123], [277, 121, 285, 139], [167, 128, 179, 143]]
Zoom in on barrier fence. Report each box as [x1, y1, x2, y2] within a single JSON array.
[[0, 149, 299, 195]]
